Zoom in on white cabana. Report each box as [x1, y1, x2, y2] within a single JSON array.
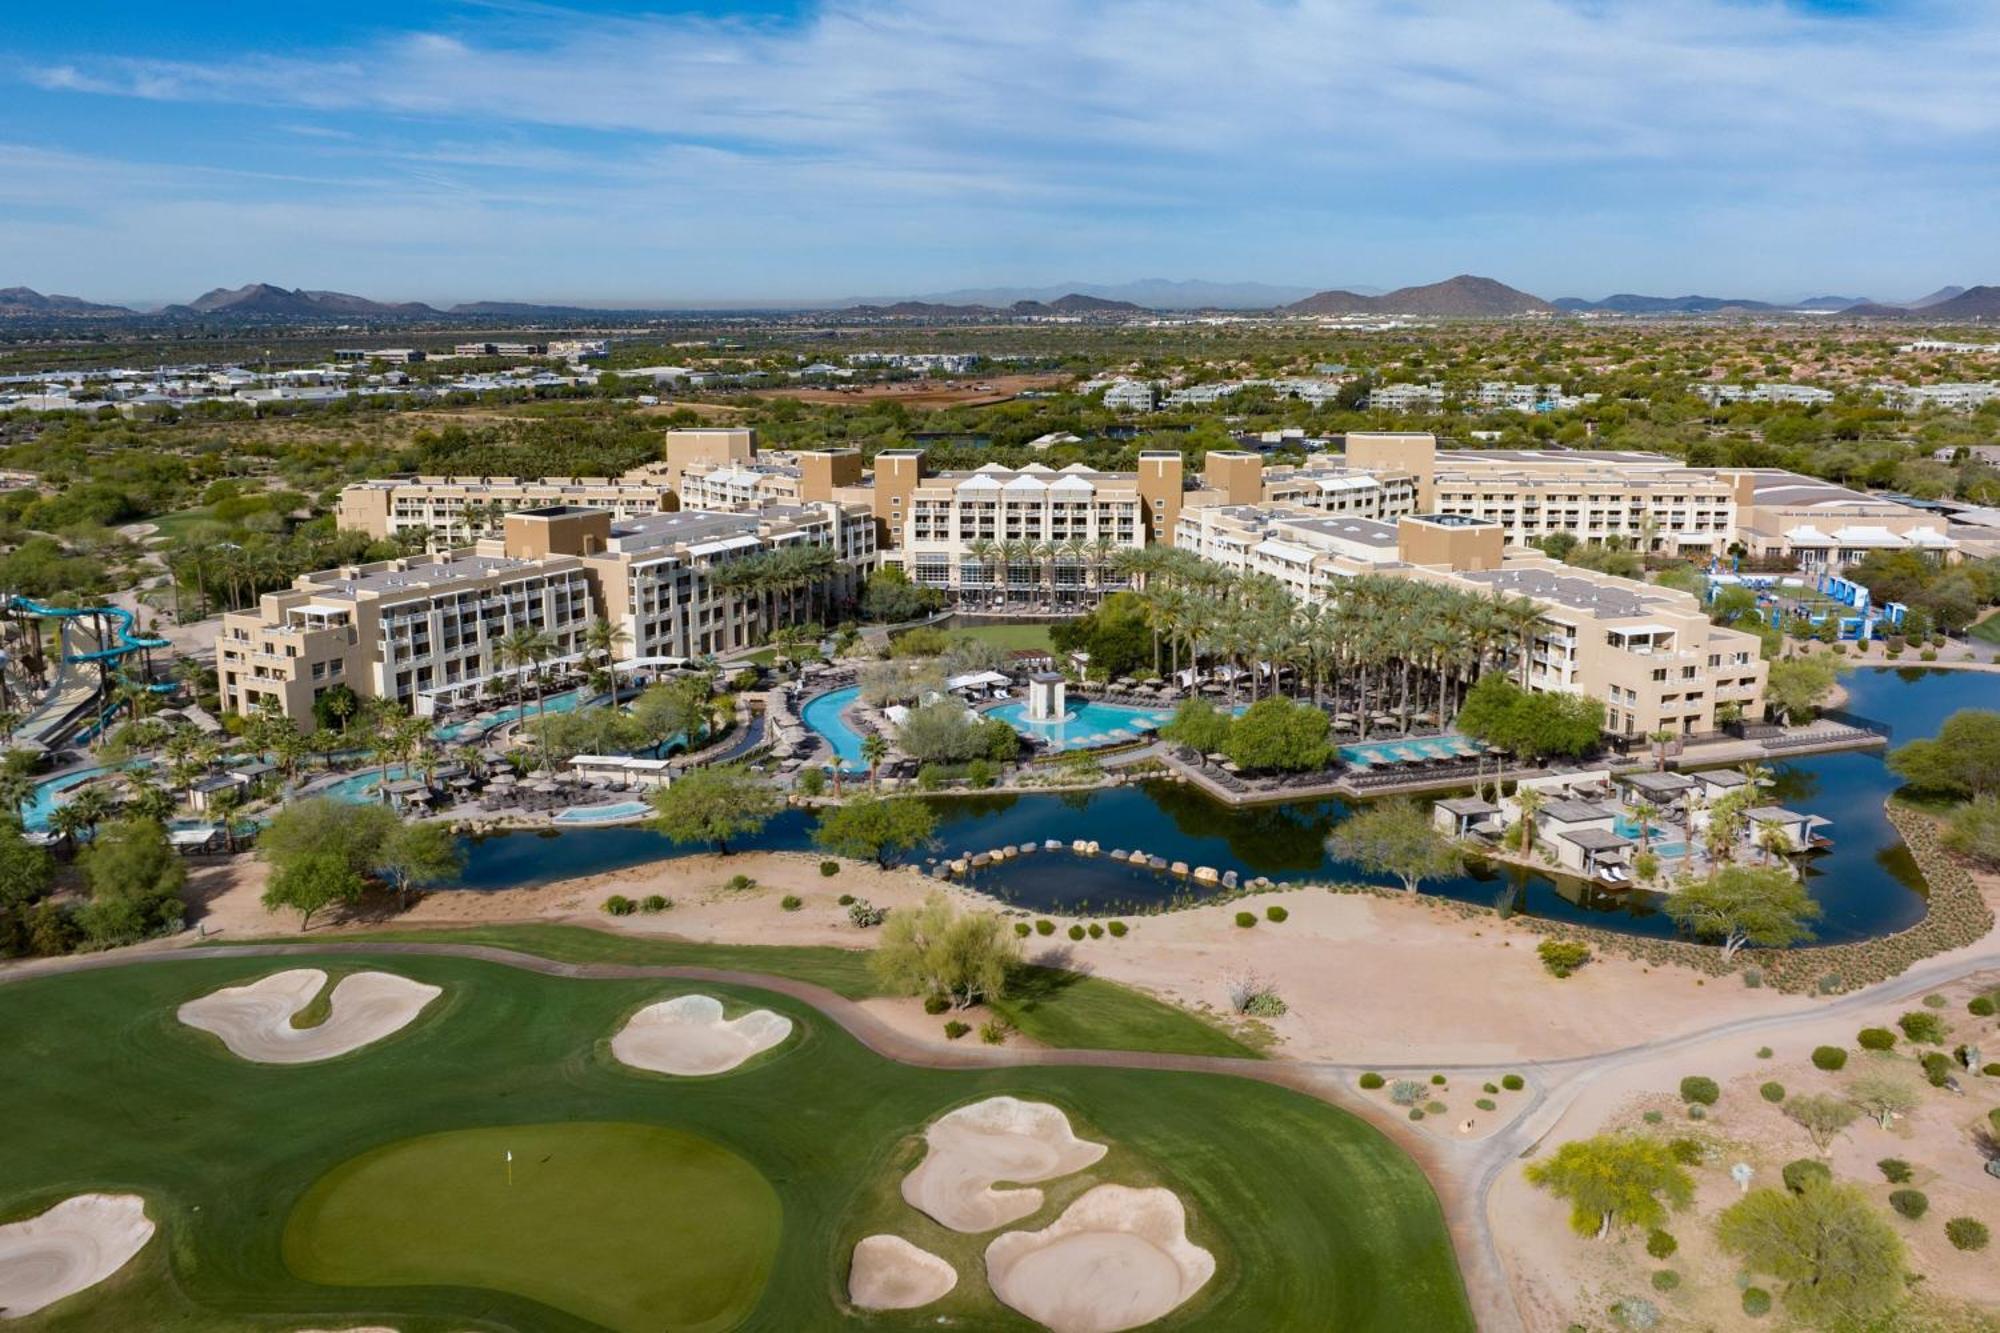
[[567, 755, 675, 790], [945, 670, 1011, 695]]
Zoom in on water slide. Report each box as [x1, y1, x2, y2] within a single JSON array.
[[6, 597, 175, 747]]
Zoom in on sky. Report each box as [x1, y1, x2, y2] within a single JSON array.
[[3, 0, 1995, 307]]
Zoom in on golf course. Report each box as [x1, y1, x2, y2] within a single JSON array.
[[0, 944, 1472, 1331]]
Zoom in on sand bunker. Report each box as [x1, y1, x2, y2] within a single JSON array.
[[0, 1193, 154, 1319], [847, 1235, 957, 1310], [985, 1185, 1214, 1333], [902, 1097, 1107, 1233], [177, 969, 442, 1064], [610, 994, 793, 1076]]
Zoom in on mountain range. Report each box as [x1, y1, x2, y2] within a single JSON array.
[[845, 278, 1332, 310], [0, 286, 139, 318], [1283, 275, 1556, 317]]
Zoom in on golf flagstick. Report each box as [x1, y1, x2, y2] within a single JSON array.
[[506, 1150, 513, 1186]]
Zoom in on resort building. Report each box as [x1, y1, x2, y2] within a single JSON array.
[[221, 499, 875, 725], [1731, 469, 1956, 570], [336, 475, 680, 547]]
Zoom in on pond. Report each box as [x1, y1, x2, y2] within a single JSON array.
[[445, 667, 1977, 945]]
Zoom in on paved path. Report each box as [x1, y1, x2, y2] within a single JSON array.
[[9, 935, 2000, 1332]]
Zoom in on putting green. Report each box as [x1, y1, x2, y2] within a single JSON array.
[[283, 1122, 779, 1333]]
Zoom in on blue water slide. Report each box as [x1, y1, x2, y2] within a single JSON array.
[[6, 595, 172, 663]]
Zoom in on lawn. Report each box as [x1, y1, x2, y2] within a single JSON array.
[[947, 622, 1056, 652], [1968, 611, 2000, 645], [0, 952, 1471, 1332], [256, 922, 1260, 1058]]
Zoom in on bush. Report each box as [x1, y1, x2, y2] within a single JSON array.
[[1537, 939, 1592, 978], [1921, 1052, 1954, 1087], [1991, 1107, 2000, 1135], [1889, 1189, 1929, 1220], [1107, 920, 1127, 937], [1483, 1082, 1498, 1094], [1431, 1073, 1448, 1086], [821, 861, 841, 877], [1686, 1103, 1706, 1121], [1475, 1098, 1496, 1111], [1243, 991, 1287, 1018], [943, 1020, 970, 1040], [1899, 1011, 1947, 1044], [1014, 921, 1031, 937], [725, 873, 756, 892], [1265, 904, 1288, 923], [1086, 922, 1103, 939], [1811, 1045, 1848, 1071], [1879, 1158, 1913, 1184], [1389, 1079, 1424, 1106], [1502, 1073, 1525, 1091], [1650, 1270, 1680, 1292], [1234, 911, 1256, 928], [979, 1019, 1009, 1045], [1067, 924, 1085, 940], [1757, 1046, 1773, 1059], [1987, 1063, 2000, 1077], [795, 768, 826, 797], [1359, 1072, 1385, 1090], [1923, 992, 1947, 1008], [1945, 1218, 1989, 1252], [640, 894, 671, 913], [847, 900, 888, 928], [1424, 1100, 1447, 1115], [1783, 1159, 1832, 1194], [922, 994, 950, 1016], [1668, 1138, 1703, 1166], [1858, 1027, 1897, 1051], [1679, 1076, 1720, 1106], [1407, 1108, 1425, 1121], [1035, 919, 1055, 936], [780, 894, 803, 911], [1742, 1287, 1772, 1317], [1646, 1229, 1678, 1259], [1760, 1081, 1786, 1103], [1642, 1109, 1664, 1124], [1968, 994, 1996, 1017], [603, 894, 636, 916]]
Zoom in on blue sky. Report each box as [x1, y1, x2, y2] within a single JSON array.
[[3, 0, 1994, 306]]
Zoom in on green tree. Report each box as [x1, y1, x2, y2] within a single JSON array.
[[1889, 709, 2000, 797], [1326, 799, 1462, 893], [258, 797, 398, 878], [1783, 1093, 1858, 1155], [1764, 654, 1845, 725], [1716, 1182, 1906, 1328], [0, 823, 56, 957], [648, 765, 780, 854], [1943, 793, 2000, 868], [814, 795, 938, 868], [74, 818, 187, 947], [869, 890, 1020, 1010], [374, 821, 466, 909], [1224, 696, 1333, 773], [1663, 865, 1822, 961], [1160, 698, 1233, 755], [1846, 1072, 1921, 1130], [861, 567, 940, 623], [1524, 1134, 1695, 1239], [859, 733, 889, 790], [262, 850, 365, 932]]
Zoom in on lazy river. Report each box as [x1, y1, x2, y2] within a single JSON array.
[[444, 667, 1971, 944]]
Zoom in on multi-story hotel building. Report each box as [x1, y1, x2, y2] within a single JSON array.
[[337, 475, 680, 547]]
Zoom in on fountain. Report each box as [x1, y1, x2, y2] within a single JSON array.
[[1026, 672, 1067, 722]]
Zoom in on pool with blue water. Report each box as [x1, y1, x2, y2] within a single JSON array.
[[985, 700, 1176, 751]]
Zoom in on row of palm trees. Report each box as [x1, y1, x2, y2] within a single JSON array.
[[704, 544, 845, 650], [960, 536, 1125, 610], [1110, 547, 1546, 737]]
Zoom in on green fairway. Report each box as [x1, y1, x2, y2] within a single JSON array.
[[0, 951, 1470, 1331], [286, 1122, 779, 1332]]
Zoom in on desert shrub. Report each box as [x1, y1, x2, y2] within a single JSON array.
[[1782, 1159, 1832, 1194], [603, 894, 636, 916], [1646, 1229, 1678, 1259], [1503, 1073, 1526, 1091], [1757, 1046, 1773, 1058], [1922, 992, 1947, 1008], [1899, 1010, 1947, 1044], [1986, 1063, 2000, 1077], [1921, 1052, 1954, 1087], [821, 861, 841, 877], [1483, 1082, 1499, 1094], [922, 994, 950, 1015], [1431, 1073, 1447, 1085], [1889, 1189, 1929, 1220], [836, 892, 855, 906], [1408, 1107, 1425, 1121], [640, 894, 671, 913], [1035, 919, 1055, 936], [1612, 1297, 1659, 1329], [1650, 1271, 1679, 1292], [1537, 938, 1591, 978], [1087, 922, 1103, 939], [979, 1019, 1010, 1045], [1879, 1158, 1913, 1183], [1990, 1108, 2000, 1135], [1475, 1098, 1496, 1111], [1389, 1079, 1424, 1106], [1687, 1104, 1706, 1120], [1811, 1045, 1848, 1071], [1668, 1138, 1704, 1166], [1266, 904, 1288, 923], [1679, 1076, 1720, 1106], [1424, 1099, 1447, 1115], [1742, 1287, 1772, 1317], [1946, 1218, 1989, 1251], [795, 768, 826, 797], [943, 1020, 970, 1040], [1244, 992, 1287, 1017], [1359, 1072, 1385, 1090], [1760, 1081, 1786, 1103], [1067, 924, 1085, 940], [1234, 911, 1256, 928], [1858, 1027, 1897, 1051], [847, 900, 888, 928], [1642, 1109, 1663, 1124], [1968, 994, 1995, 1017], [780, 894, 803, 911], [725, 873, 756, 892], [1742, 966, 1763, 989], [1107, 920, 1127, 937], [1014, 921, 1031, 937]]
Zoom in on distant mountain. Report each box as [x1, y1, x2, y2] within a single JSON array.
[[858, 279, 1326, 310], [1794, 295, 1869, 311], [1839, 302, 1916, 318], [164, 283, 441, 319], [839, 300, 1006, 319], [1919, 285, 2000, 319], [1556, 293, 1782, 314], [1010, 293, 1144, 316], [1905, 286, 1967, 309], [0, 286, 136, 317], [445, 300, 635, 318], [1285, 275, 1554, 318]]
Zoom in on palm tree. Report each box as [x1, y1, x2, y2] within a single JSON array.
[[0, 771, 35, 826], [66, 785, 114, 840], [1512, 784, 1546, 856], [325, 687, 357, 733], [1629, 799, 1659, 856], [584, 617, 631, 702], [860, 733, 889, 791], [1648, 728, 1677, 772], [965, 538, 999, 608], [0, 709, 18, 742], [46, 801, 89, 849]]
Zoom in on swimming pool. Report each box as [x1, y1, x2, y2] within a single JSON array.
[[1612, 814, 1686, 859], [554, 800, 653, 825], [800, 686, 868, 769], [23, 766, 118, 831], [986, 700, 1177, 752], [432, 687, 599, 742], [313, 765, 414, 804], [1339, 734, 1484, 768]]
